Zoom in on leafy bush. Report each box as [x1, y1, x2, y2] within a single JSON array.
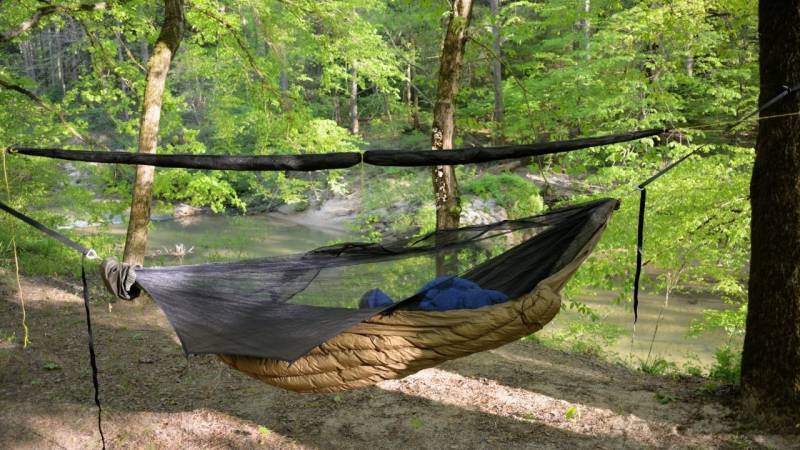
[[531, 315, 624, 357], [708, 345, 741, 385], [639, 357, 678, 376], [462, 173, 544, 217]]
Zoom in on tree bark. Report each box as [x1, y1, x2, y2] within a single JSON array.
[[741, 0, 800, 422], [489, 0, 503, 143], [580, 0, 590, 55], [349, 65, 359, 135], [431, 0, 474, 232], [122, 0, 184, 265]]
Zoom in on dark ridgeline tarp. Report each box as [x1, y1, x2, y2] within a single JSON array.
[[10, 128, 664, 171], [9, 148, 363, 171], [363, 128, 664, 166], [131, 198, 619, 362]]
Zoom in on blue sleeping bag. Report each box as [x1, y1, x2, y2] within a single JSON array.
[[358, 276, 509, 311], [359, 288, 395, 309], [415, 276, 509, 311]]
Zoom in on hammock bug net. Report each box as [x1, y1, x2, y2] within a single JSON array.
[[104, 198, 618, 362]]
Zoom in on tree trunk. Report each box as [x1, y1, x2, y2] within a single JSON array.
[[122, 0, 184, 265], [489, 0, 503, 143], [580, 0, 590, 56], [19, 41, 36, 80], [431, 0, 473, 232], [349, 65, 359, 135], [741, 0, 800, 422], [54, 25, 66, 96], [139, 39, 149, 66]]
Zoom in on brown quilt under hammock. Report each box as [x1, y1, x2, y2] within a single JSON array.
[[218, 213, 607, 392]]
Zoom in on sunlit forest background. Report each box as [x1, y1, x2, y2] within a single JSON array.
[[1, 0, 756, 383]]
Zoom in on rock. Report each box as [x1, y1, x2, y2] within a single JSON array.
[[173, 203, 209, 218], [150, 214, 173, 222], [272, 194, 359, 233], [461, 196, 507, 226], [276, 203, 296, 215]]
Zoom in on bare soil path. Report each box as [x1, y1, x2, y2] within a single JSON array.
[[0, 270, 797, 449]]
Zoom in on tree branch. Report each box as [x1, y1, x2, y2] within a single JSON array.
[[189, 4, 284, 102], [0, 1, 109, 43], [0, 77, 109, 150]]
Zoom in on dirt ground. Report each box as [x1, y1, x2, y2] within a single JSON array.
[[1, 269, 798, 450]]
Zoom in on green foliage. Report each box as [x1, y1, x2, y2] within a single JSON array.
[[564, 405, 579, 421], [42, 361, 62, 371], [153, 170, 244, 213], [639, 357, 677, 376], [708, 345, 741, 385], [690, 302, 747, 339], [655, 392, 676, 405], [531, 315, 624, 357], [462, 173, 544, 217]]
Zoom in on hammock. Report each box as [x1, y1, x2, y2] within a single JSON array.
[[100, 198, 618, 392]]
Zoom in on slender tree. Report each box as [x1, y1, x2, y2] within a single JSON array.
[[122, 0, 184, 265], [741, 0, 800, 422], [431, 0, 474, 231], [349, 64, 359, 135], [489, 0, 503, 142]]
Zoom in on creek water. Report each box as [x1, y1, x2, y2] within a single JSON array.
[[102, 212, 736, 371], [543, 291, 738, 369], [103, 213, 352, 266]]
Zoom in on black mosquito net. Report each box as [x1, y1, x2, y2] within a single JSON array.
[[130, 198, 618, 362]]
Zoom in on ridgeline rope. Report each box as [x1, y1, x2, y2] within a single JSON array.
[[1, 148, 29, 348]]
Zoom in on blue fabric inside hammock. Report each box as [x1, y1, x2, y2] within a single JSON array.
[[360, 276, 509, 311]]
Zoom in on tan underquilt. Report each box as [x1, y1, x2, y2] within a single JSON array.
[[219, 217, 608, 393]]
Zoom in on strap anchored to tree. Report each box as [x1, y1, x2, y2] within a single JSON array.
[[631, 82, 800, 322]]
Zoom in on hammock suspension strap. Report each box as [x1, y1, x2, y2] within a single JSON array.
[[0, 200, 104, 449], [631, 82, 800, 322]]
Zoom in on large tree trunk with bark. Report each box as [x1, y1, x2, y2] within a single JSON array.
[[741, 0, 800, 422], [122, 0, 184, 265], [431, 0, 473, 232]]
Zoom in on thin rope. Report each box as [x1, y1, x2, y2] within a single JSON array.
[[1, 148, 29, 348]]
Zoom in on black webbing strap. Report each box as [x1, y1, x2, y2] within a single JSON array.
[[0, 200, 104, 448], [631, 82, 800, 321], [0, 200, 92, 256], [82, 255, 106, 450], [632, 188, 646, 323], [9, 128, 665, 170]]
